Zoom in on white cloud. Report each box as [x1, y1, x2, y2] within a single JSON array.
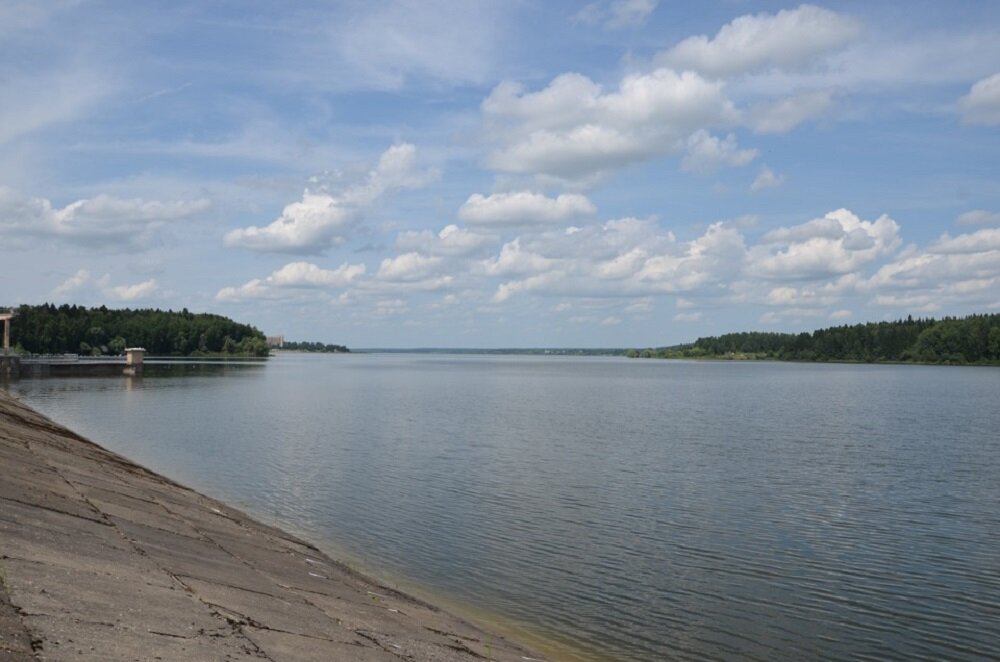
[[485, 219, 747, 304], [376, 252, 444, 282], [958, 72, 1000, 125], [269, 261, 367, 287], [749, 209, 900, 280], [750, 167, 785, 192], [225, 144, 435, 254], [224, 192, 358, 254], [673, 312, 702, 322], [51, 269, 91, 298], [395, 224, 497, 256], [747, 89, 834, 134], [482, 69, 737, 181], [657, 4, 861, 78], [51, 271, 159, 303], [625, 298, 653, 314], [480, 238, 557, 277], [0, 187, 209, 249], [956, 209, 1000, 226], [493, 272, 566, 303], [635, 223, 747, 292], [459, 191, 596, 226], [216, 261, 365, 301], [829, 309, 852, 320], [110, 279, 159, 301], [681, 130, 757, 173], [859, 224, 1000, 312], [573, 0, 658, 30], [759, 307, 826, 325], [929, 228, 1000, 254], [764, 284, 839, 307]]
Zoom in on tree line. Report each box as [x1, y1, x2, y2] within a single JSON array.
[[279, 341, 350, 353], [628, 314, 1000, 365], [6, 303, 270, 357]]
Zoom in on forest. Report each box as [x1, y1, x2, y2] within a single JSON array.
[[628, 314, 1000, 365], [5, 304, 270, 357], [279, 341, 350, 353]]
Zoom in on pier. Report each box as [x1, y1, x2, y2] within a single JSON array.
[[5, 349, 145, 379], [0, 308, 145, 379]]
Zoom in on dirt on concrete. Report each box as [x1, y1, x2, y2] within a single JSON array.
[[0, 389, 547, 662]]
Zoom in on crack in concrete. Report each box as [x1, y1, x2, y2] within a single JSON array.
[[354, 629, 415, 660], [0, 557, 38, 659], [15, 440, 278, 662], [0, 495, 109, 526]]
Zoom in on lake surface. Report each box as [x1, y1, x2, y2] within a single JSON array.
[[7, 354, 1000, 661]]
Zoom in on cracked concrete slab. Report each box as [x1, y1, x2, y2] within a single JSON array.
[[0, 389, 547, 661]]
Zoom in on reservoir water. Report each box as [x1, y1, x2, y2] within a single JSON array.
[[6, 354, 1000, 660]]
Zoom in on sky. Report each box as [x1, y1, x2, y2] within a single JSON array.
[[1, 0, 998, 348]]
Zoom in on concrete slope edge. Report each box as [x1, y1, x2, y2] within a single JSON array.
[[0, 389, 548, 662]]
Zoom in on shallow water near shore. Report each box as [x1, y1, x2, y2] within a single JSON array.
[[7, 353, 1000, 661]]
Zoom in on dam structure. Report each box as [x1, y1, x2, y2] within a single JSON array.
[[0, 388, 543, 661]]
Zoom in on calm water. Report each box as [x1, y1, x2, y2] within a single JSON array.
[[7, 354, 1000, 661]]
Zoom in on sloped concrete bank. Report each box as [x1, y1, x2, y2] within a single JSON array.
[[0, 389, 546, 661]]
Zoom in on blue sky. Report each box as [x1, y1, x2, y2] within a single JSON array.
[[2, 1, 998, 347]]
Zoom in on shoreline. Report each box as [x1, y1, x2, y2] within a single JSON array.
[[0, 388, 551, 661]]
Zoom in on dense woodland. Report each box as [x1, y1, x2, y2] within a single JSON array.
[[629, 314, 1000, 365], [6, 304, 269, 357]]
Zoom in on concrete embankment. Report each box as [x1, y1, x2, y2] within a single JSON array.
[[0, 389, 545, 661]]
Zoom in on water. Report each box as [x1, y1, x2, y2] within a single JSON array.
[[6, 354, 1000, 660]]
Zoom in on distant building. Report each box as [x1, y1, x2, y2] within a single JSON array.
[[266, 335, 284, 349]]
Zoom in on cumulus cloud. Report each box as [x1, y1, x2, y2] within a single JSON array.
[[573, 0, 658, 30], [749, 209, 900, 280], [681, 130, 757, 173], [635, 223, 747, 292], [956, 209, 1000, 226], [225, 144, 436, 254], [458, 191, 596, 226], [216, 261, 365, 301], [863, 229, 1000, 312], [929, 228, 1000, 254], [747, 89, 835, 134], [764, 284, 839, 307], [482, 69, 737, 181], [51, 269, 160, 302], [269, 261, 367, 287], [51, 269, 92, 297], [376, 252, 444, 282], [484, 218, 747, 303], [480, 238, 558, 277], [657, 4, 861, 78], [0, 187, 209, 249], [750, 166, 785, 191], [395, 224, 497, 256], [958, 72, 1000, 125], [110, 279, 159, 301], [223, 192, 358, 254]]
